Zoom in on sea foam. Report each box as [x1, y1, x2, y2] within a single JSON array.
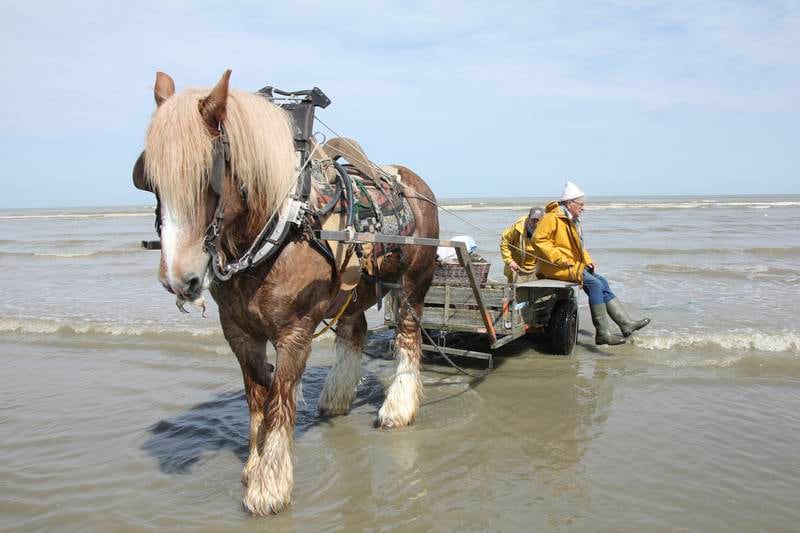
[[632, 331, 800, 354], [0, 316, 221, 340]]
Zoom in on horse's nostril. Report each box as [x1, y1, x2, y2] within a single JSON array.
[[185, 274, 202, 294]]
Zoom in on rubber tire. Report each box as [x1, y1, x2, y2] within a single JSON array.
[[548, 298, 578, 355]]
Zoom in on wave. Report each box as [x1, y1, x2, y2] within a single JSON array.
[[645, 263, 800, 280], [747, 246, 800, 258], [599, 246, 800, 258], [0, 315, 337, 345], [439, 204, 537, 212], [632, 330, 800, 356], [45, 239, 113, 247], [599, 247, 734, 256], [0, 212, 151, 220], [0, 316, 222, 341], [437, 200, 800, 212], [0, 249, 140, 259], [591, 200, 800, 210]]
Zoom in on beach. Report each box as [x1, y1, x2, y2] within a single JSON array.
[[2, 195, 799, 531]]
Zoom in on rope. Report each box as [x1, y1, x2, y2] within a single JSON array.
[[313, 292, 354, 338], [312, 117, 561, 269], [394, 288, 491, 379]]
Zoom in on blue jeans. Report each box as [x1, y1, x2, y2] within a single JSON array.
[[582, 269, 616, 305]]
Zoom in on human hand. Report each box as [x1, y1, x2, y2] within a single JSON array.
[[509, 260, 520, 272]]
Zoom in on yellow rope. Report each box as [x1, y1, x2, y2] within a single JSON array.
[[312, 292, 354, 338]]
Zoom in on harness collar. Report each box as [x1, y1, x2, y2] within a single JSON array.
[[200, 87, 335, 282], [201, 128, 329, 282], [201, 134, 313, 282]]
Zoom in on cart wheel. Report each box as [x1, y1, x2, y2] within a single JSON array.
[[548, 299, 578, 355]]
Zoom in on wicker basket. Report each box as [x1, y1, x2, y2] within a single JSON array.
[[432, 261, 491, 287]]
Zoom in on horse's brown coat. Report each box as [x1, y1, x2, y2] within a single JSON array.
[[138, 70, 439, 515]]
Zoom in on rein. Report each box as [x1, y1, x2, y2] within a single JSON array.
[[202, 127, 230, 274]]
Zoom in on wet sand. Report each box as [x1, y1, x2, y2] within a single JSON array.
[[3, 318, 800, 531]]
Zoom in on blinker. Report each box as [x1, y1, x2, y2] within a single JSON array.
[[209, 131, 230, 197], [132, 151, 152, 192]]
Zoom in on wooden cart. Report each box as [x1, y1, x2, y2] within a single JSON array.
[[375, 239, 579, 367], [383, 277, 578, 367]]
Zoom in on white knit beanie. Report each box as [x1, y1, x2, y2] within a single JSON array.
[[560, 181, 585, 202]]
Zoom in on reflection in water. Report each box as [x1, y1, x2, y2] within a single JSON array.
[[437, 346, 621, 529]]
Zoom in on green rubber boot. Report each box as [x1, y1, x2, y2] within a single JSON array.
[[590, 304, 626, 346], [606, 298, 651, 337]]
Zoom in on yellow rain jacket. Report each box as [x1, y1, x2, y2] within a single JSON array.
[[499, 215, 537, 279], [533, 201, 593, 283]]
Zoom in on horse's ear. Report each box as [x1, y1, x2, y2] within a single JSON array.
[[154, 71, 175, 107], [199, 69, 232, 130]]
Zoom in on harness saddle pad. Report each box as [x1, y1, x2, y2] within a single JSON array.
[[309, 140, 416, 293]]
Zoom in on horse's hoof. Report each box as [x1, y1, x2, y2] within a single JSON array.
[[243, 496, 289, 516], [317, 393, 353, 417], [243, 479, 291, 516], [318, 406, 348, 417], [377, 417, 396, 429], [376, 412, 415, 429]]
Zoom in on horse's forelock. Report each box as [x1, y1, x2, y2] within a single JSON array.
[[224, 91, 296, 225], [145, 90, 213, 221], [144, 88, 296, 227]]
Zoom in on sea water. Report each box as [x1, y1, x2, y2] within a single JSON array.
[[1, 196, 799, 531]]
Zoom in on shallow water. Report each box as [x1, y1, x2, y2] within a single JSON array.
[[2, 196, 799, 531]]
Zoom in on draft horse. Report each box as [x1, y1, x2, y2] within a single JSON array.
[[133, 70, 439, 515]]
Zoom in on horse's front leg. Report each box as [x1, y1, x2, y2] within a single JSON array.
[[318, 311, 366, 416], [219, 321, 272, 487], [378, 292, 424, 428], [242, 329, 312, 516]]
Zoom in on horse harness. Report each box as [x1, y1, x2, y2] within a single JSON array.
[[135, 86, 415, 296]]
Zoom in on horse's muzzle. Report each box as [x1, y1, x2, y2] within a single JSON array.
[[167, 272, 203, 299]]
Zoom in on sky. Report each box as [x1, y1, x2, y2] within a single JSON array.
[[1, 0, 798, 208]]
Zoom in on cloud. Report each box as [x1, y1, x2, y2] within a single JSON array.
[[1, 0, 798, 205]]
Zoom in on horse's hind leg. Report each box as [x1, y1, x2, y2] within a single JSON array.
[[318, 311, 366, 416], [378, 288, 425, 428], [242, 331, 312, 516]]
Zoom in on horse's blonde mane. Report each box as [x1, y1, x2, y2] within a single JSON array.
[[144, 88, 296, 223]]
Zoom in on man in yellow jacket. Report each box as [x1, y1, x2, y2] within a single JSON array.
[[500, 207, 544, 283], [534, 181, 650, 345]]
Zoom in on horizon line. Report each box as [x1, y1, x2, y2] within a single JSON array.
[[2, 192, 800, 212]]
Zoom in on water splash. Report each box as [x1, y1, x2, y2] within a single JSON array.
[[632, 330, 800, 354]]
